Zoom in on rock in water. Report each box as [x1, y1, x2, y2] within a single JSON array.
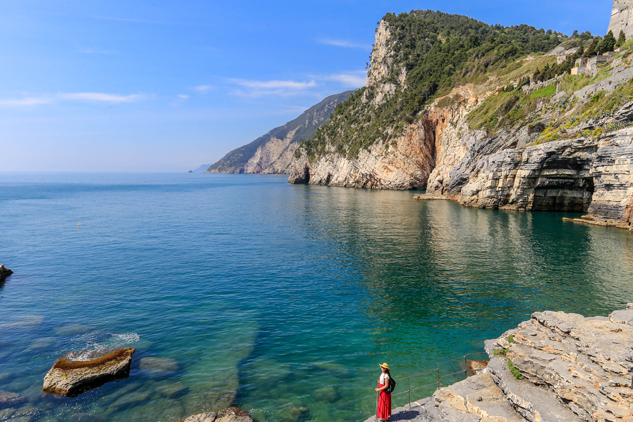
[[180, 407, 253, 422], [0, 390, 25, 407], [42, 347, 135, 397], [0, 265, 13, 280], [139, 356, 179, 374]]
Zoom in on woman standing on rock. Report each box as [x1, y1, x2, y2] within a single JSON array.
[[375, 363, 392, 421]]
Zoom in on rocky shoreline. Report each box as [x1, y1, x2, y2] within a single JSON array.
[[366, 305, 633, 421]]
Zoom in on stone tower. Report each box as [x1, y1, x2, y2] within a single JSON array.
[[609, 0, 633, 39]]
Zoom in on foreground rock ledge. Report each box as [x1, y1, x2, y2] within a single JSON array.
[[43, 347, 135, 397], [179, 407, 254, 422], [371, 305, 633, 422]]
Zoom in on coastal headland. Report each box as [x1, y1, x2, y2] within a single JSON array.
[[288, 3, 633, 233]]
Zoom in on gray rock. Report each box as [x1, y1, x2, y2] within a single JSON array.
[[288, 162, 310, 184], [614, 102, 633, 122], [184, 413, 218, 422], [42, 347, 135, 397]]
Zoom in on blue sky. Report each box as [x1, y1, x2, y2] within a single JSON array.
[[0, 0, 612, 172]]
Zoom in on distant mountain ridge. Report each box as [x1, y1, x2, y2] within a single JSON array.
[[206, 91, 353, 174]]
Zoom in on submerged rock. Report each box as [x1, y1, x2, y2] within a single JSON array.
[[0, 390, 25, 408], [180, 407, 253, 422], [42, 347, 135, 397], [53, 323, 93, 336], [139, 356, 179, 374]]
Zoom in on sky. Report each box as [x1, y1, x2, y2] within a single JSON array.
[[0, 0, 613, 172]]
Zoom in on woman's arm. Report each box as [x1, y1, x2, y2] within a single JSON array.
[[375, 375, 389, 391]]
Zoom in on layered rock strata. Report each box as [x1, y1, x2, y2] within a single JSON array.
[[368, 306, 633, 422], [43, 347, 135, 397]]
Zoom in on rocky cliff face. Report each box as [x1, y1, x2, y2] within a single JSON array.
[[291, 110, 440, 189], [609, 0, 633, 40], [288, 13, 633, 232], [207, 91, 352, 174], [422, 106, 633, 229]]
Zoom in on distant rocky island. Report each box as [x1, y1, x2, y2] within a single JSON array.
[[285, 4, 633, 233], [205, 91, 353, 175]]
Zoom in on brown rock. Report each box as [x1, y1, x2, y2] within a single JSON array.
[[42, 347, 135, 397], [0, 265, 13, 281]]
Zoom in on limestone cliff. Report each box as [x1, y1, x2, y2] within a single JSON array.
[[206, 91, 352, 174], [609, 0, 633, 40], [289, 9, 633, 232]]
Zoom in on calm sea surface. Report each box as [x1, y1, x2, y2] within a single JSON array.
[[1, 173, 633, 422]]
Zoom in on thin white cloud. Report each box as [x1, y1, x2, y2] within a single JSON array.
[[232, 79, 316, 90], [178, 94, 190, 99], [0, 92, 149, 108], [193, 85, 214, 94], [228, 79, 317, 97], [317, 38, 371, 50], [0, 97, 54, 108], [328, 73, 366, 88], [58, 93, 146, 103]]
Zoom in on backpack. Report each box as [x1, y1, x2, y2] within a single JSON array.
[[385, 376, 396, 394]]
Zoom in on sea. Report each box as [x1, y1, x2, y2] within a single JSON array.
[[1, 172, 632, 422]]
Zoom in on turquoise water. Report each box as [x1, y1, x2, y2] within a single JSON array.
[[1, 173, 633, 422]]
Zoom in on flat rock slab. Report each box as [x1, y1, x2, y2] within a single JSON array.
[[413, 194, 450, 201], [43, 347, 135, 397]]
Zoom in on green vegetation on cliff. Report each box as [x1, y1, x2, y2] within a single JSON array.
[[299, 10, 579, 160]]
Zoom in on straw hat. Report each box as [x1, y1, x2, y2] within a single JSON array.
[[379, 363, 390, 370]]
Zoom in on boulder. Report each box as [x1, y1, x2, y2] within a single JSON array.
[[180, 407, 253, 422], [0, 265, 13, 280], [42, 347, 135, 397]]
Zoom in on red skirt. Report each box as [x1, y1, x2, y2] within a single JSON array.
[[377, 382, 391, 420]]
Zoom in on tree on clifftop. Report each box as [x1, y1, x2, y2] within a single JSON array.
[[599, 30, 616, 52]]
